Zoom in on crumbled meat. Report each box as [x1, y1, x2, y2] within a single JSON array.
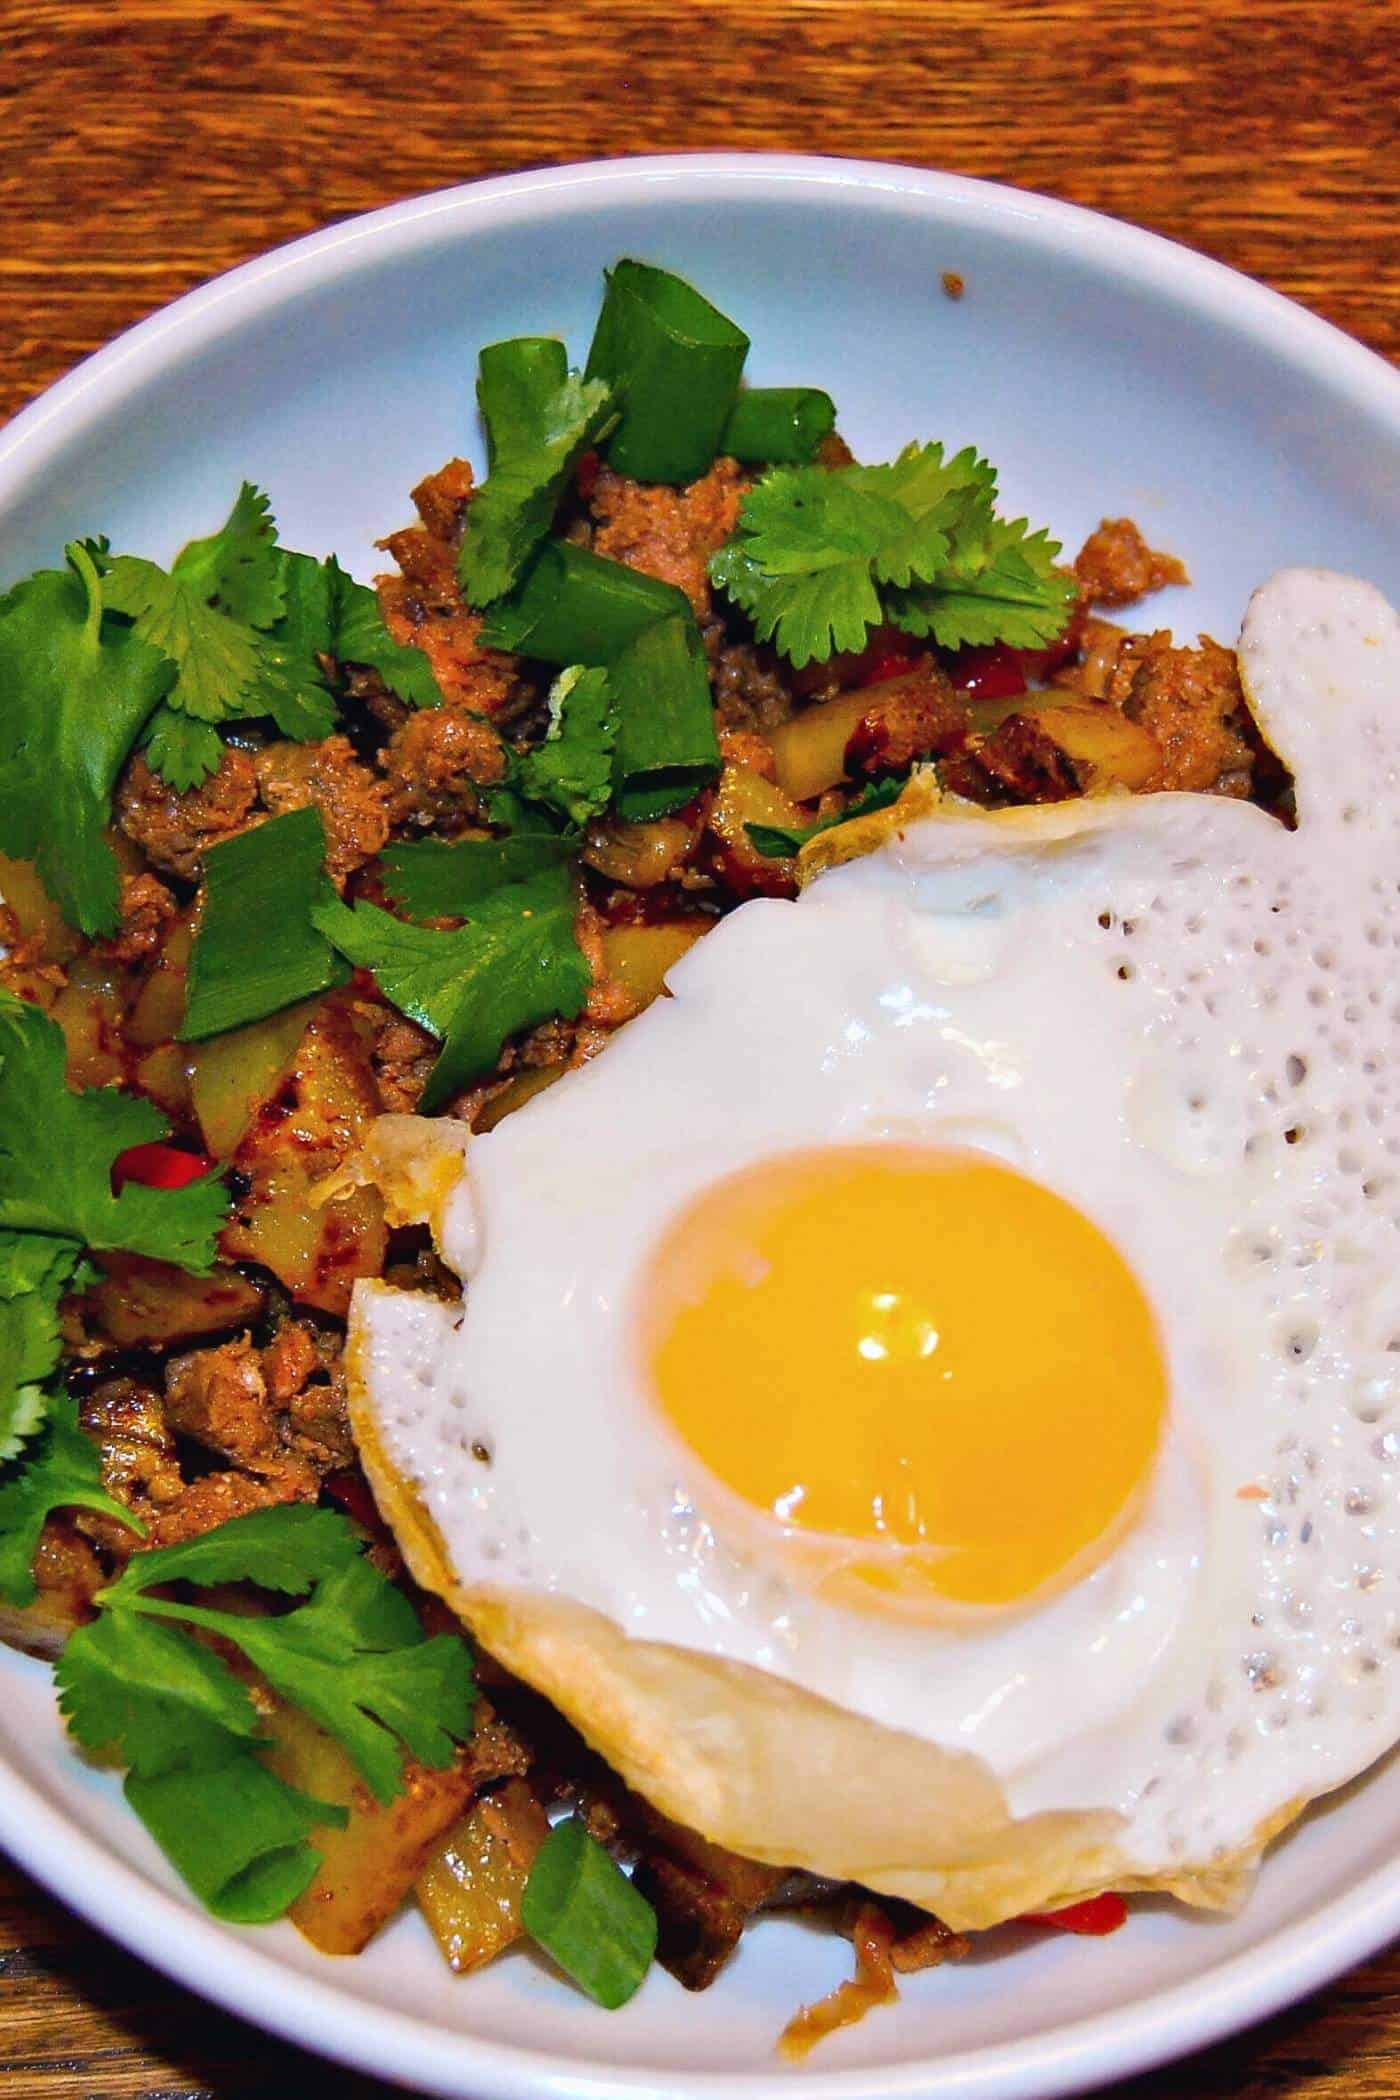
[[1112, 632, 1253, 793], [706, 631, 796, 735], [376, 460, 528, 718], [842, 664, 966, 777], [116, 747, 258, 881], [273, 1325, 355, 1469], [380, 706, 508, 834], [93, 873, 178, 964], [254, 736, 390, 885], [885, 1905, 971, 1974], [164, 1334, 281, 1469], [142, 1465, 318, 1549], [0, 1519, 105, 1659], [261, 1321, 320, 1405], [974, 715, 1080, 802], [78, 1377, 184, 1526], [367, 1007, 438, 1113], [1074, 519, 1189, 609], [590, 458, 746, 618]]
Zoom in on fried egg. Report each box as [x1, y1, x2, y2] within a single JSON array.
[[350, 569, 1400, 1927]]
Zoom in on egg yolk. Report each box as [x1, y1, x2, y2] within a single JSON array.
[[642, 1147, 1166, 1610]]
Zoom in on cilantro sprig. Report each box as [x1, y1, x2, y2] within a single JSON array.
[[516, 664, 616, 828], [709, 443, 1073, 666], [55, 1505, 477, 1922], [314, 864, 590, 1111]]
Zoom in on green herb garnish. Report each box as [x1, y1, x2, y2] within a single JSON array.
[[516, 665, 616, 828], [380, 832, 576, 920], [743, 776, 907, 859], [586, 260, 749, 486], [521, 1815, 658, 2009], [181, 808, 349, 1041], [55, 1505, 476, 1921], [0, 545, 173, 934], [610, 614, 721, 822], [478, 539, 689, 663], [314, 864, 590, 1111], [710, 443, 1073, 666], [460, 337, 617, 606], [720, 385, 836, 466], [0, 1393, 142, 1605]]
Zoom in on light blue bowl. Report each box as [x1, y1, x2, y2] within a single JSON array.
[[1, 156, 1398, 2100]]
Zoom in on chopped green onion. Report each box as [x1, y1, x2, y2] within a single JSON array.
[[586, 261, 749, 486], [478, 541, 690, 664], [521, 1815, 658, 2009], [180, 807, 348, 1041], [477, 337, 570, 466], [720, 386, 837, 465], [380, 832, 576, 920], [611, 613, 720, 821]]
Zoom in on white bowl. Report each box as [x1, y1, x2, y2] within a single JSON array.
[[2, 154, 1398, 2100]]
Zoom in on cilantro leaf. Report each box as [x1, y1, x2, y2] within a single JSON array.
[[313, 867, 590, 1111], [709, 442, 1067, 666], [0, 1394, 142, 1605], [181, 808, 349, 1041], [170, 482, 286, 631], [461, 353, 617, 607], [333, 565, 444, 711], [517, 665, 616, 827], [0, 546, 173, 934], [142, 710, 226, 792], [105, 556, 263, 724], [57, 1607, 261, 1776], [102, 1503, 359, 1603], [381, 831, 576, 920], [886, 509, 1076, 649], [0, 992, 229, 1269], [0, 1232, 86, 1460], [244, 550, 340, 742], [743, 775, 906, 859]]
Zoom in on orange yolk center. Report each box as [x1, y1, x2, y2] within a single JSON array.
[[641, 1147, 1167, 1610]]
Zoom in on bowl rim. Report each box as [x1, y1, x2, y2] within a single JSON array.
[[1, 151, 1398, 2100]]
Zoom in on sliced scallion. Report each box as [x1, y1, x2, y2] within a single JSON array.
[[180, 807, 348, 1041], [610, 612, 720, 822], [520, 1815, 658, 2009], [586, 261, 749, 485], [478, 541, 691, 665], [720, 385, 837, 465], [477, 337, 569, 467]]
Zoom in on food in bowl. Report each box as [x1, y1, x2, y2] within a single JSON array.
[[0, 255, 1395, 2049]]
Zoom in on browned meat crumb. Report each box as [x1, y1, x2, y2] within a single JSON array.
[[366, 1006, 438, 1113], [380, 706, 508, 834], [1075, 518, 1189, 609], [591, 458, 747, 618], [1111, 632, 1253, 794], [164, 1334, 281, 1469], [143, 1466, 319, 1550], [254, 735, 390, 886], [941, 270, 965, 299], [717, 726, 778, 779], [376, 459, 528, 719], [574, 900, 644, 1030], [116, 747, 258, 881], [0, 904, 66, 1006], [975, 715, 1080, 802], [706, 631, 796, 736], [843, 664, 966, 777], [1052, 615, 1131, 700], [79, 1377, 184, 1525], [92, 873, 178, 964]]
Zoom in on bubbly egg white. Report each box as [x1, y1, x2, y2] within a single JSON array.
[[358, 569, 1400, 1876]]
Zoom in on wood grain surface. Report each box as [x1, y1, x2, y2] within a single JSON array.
[[1, 1, 1398, 2095]]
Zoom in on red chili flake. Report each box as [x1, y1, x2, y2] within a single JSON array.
[[944, 641, 1029, 701], [111, 1142, 215, 1192], [1021, 1893, 1128, 1936]]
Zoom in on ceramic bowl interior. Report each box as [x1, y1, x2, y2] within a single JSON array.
[[1, 154, 1398, 2100]]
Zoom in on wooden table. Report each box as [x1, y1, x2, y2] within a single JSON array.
[[2, 1, 1397, 2093]]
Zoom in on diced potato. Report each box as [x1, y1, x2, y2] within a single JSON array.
[[417, 1779, 549, 1974], [189, 998, 322, 1158], [126, 916, 193, 1047], [0, 854, 81, 965], [1032, 703, 1160, 792], [134, 1041, 192, 1121], [258, 1697, 478, 1957], [84, 1254, 265, 1350], [706, 765, 805, 896], [767, 688, 876, 801], [582, 813, 702, 889], [220, 998, 387, 1315], [49, 958, 127, 1089], [598, 920, 708, 1010], [471, 1064, 565, 1134]]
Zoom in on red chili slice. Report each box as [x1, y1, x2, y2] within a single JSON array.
[[1021, 1893, 1128, 1936], [944, 641, 1029, 701], [111, 1141, 215, 1192], [575, 449, 601, 502]]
